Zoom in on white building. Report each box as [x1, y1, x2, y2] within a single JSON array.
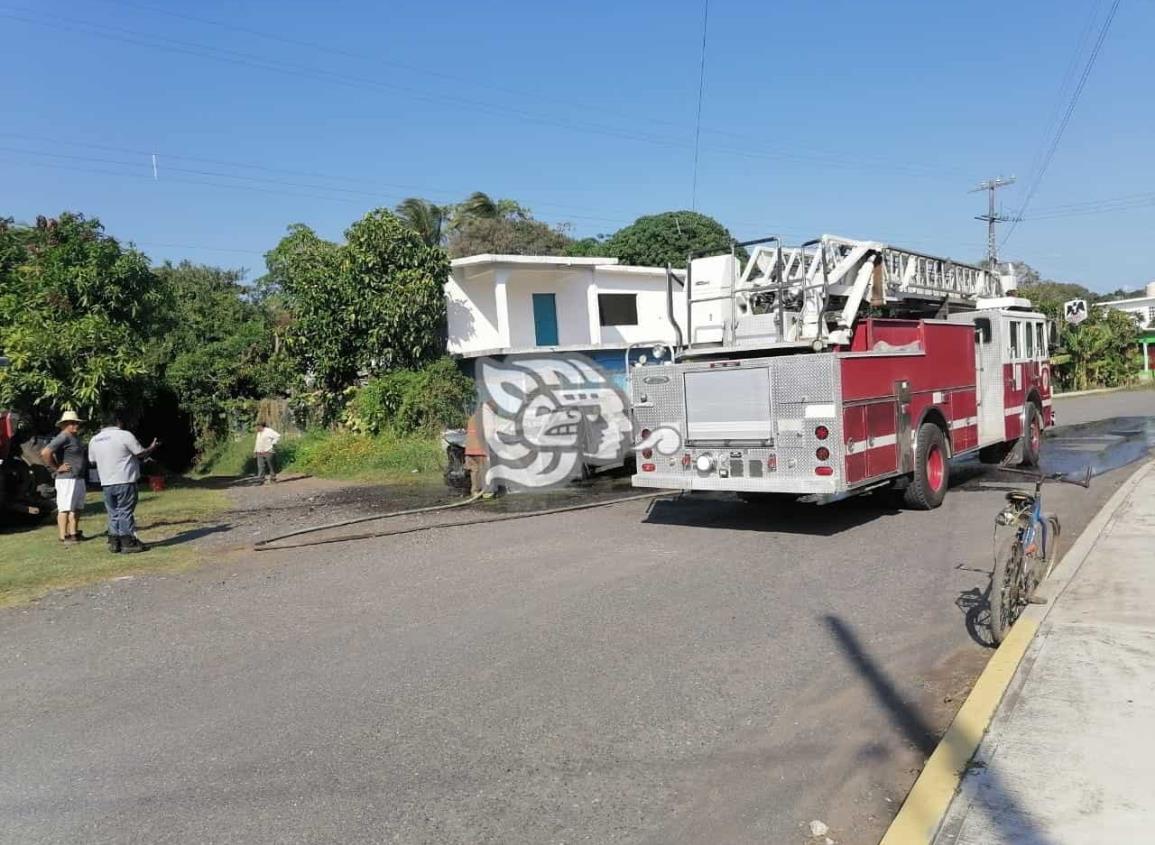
[[1101, 281, 1155, 377], [445, 255, 687, 361]]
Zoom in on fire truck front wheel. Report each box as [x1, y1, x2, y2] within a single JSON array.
[[903, 422, 949, 510], [1020, 403, 1042, 467]]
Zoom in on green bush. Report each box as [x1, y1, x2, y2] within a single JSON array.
[[287, 431, 443, 478], [344, 358, 475, 436], [196, 429, 444, 481]]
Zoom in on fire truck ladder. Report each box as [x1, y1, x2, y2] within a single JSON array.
[[731, 235, 999, 347]]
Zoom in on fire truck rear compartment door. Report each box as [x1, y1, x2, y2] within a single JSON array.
[[684, 367, 772, 441]]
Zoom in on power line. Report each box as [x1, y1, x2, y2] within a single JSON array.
[[0, 7, 969, 183], [1002, 0, 1122, 247], [94, 0, 976, 180], [1016, 0, 1104, 204], [690, 0, 710, 210], [0, 137, 638, 226]]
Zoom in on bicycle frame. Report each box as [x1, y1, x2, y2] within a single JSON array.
[[1019, 480, 1050, 558]]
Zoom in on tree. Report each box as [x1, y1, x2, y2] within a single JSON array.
[[447, 215, 573, 258], [153, 261, 291, 447], [264, 210, 449, 419], [1010, 261, 1141, 390], [602, 210, 738, 268], [0, 213, 167, 425], [454, 191, 528, 223], [1053, 307, 1141, 391], [394, 197, 448, 247], [565, 236, 610, 257]]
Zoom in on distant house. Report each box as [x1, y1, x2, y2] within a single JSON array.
[[1101, 282, 1155, 379], [445, 255, 687, 388]]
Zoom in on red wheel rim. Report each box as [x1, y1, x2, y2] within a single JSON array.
[[1030, 417, 1041, 453], [927, 444, 945, 491]]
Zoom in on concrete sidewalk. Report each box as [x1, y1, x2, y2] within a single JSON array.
[[935, 460, 1155, 844]]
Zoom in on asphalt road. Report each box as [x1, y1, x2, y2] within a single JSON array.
[[1, 390, 1152, 845]]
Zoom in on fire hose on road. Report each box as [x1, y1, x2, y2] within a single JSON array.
[[253, 490, 674, 551]]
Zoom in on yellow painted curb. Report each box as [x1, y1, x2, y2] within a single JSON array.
[[879, 616, 1039, 844], [880, 458, 1154, 844]]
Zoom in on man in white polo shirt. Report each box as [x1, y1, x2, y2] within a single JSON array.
[[87, 410, 159, 554]]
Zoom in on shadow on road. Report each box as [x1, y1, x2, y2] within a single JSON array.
[[824, 614, 1054, 843], [642, 492, 898, 536], [955, 586, 996, 649], [149, 523, 233, 547]]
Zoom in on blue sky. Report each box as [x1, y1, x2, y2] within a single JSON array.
[[2, 0, 1150, 290]]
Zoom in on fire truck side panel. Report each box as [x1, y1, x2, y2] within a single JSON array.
[[837, 320, 978, 484], [949, 388, 980, 452], [842, 405, 868, 483]]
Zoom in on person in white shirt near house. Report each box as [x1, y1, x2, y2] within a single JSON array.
[[254, 421, 281, 484]]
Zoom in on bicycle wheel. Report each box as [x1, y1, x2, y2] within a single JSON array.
[[990, 527, 1026, 644]]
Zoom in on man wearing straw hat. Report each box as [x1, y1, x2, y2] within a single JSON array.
[[40, 410, 88, 544]]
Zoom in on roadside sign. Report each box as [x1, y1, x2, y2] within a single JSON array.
[[1064, 299, 1088, 325]]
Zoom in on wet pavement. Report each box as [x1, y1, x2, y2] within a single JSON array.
[[1042, 415, 1155, 478]]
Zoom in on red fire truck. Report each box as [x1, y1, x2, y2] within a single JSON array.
[[630, 236, 1052, 508]]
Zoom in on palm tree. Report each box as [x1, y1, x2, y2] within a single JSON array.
[[394, 197, 446, 247], [455, 192, 530, 224], [458, 191, 499, 220]]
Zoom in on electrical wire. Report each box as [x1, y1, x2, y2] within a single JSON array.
[[92, 0, 972, 178], [690, 0, 710, 210], [0, 131, 640, 225], [1002, 0, 1122, 246], [0, 7, 967, 182]]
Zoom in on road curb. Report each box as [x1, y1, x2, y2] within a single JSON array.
[[1051, 386, 1125, 399], [878, 457, 1155, 845]]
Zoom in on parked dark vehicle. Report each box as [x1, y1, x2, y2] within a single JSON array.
[[0, 356, 56, 521]]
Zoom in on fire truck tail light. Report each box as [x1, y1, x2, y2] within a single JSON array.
[[641, 462, 656, 472], [815, 446, 830, 461], [681, 453, 692, 469], [815, 425, 829, 440], [639, 428, 651, 442], [815, 466, 834, 476], [767, 455, 777, 471], [641, 448, 653, 459]]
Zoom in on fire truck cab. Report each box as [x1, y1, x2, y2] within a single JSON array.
[[630, 236, 1052, 509]]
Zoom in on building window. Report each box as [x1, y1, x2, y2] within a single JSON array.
[[598, 293, 639, 326], [1147, 306, 1155, 327]]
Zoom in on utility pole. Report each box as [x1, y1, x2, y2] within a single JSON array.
[[970, 177, 1019, 271]]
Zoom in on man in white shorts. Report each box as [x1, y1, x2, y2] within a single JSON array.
[[41, 410, 88, 544]]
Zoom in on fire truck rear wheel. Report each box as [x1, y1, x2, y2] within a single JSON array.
[[903, 422, 949, 510], [1020, 403, 1042, 467]]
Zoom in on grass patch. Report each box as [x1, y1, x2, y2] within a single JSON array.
[[0, 486, 229, 607], [197, 430, 445, 483]]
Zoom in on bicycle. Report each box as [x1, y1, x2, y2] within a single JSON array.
[[989, 467, 1091, 644]]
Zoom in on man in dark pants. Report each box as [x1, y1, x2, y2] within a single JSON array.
[[87, 410, 159, 553]]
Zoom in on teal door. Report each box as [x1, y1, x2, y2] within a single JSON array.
[[532, 293, 559, 346]]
